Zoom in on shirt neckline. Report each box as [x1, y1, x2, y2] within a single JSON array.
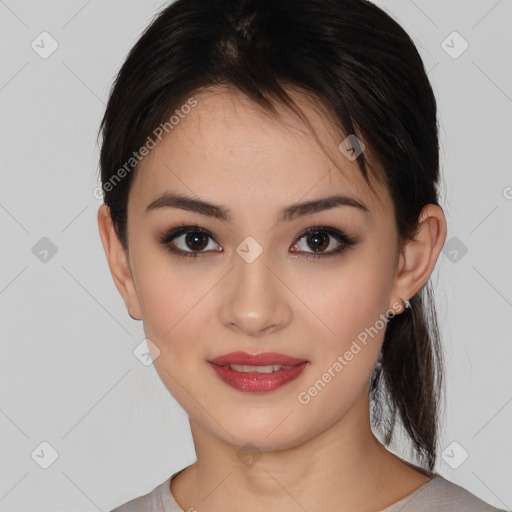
[[378, 474, 441, 511], [164, 468, 441, 511]]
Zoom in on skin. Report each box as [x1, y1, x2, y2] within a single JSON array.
[[98, 85, 447, 512]]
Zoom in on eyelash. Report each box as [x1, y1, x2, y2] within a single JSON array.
[[159, 222, 358, 260]]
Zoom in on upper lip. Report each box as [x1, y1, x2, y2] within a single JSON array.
[[208, 351, 308, 366]]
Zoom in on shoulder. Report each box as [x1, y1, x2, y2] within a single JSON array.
[[383, 474, 509, 512], [109, 475, 180, 512]]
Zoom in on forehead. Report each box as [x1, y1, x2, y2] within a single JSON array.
[[129, 86, 391, 223]]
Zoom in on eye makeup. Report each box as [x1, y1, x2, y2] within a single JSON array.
[[157, 222, 359, 260]]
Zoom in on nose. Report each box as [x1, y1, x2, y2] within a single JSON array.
[[218, 248, 293, 337]]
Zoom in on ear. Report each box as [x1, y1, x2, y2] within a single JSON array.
[[389, 204, 447, 313], [97, 204, 142, 320]]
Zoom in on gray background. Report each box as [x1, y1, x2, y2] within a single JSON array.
[[1, 0, 511, 510]]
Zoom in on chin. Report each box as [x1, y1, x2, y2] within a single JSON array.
[[206, 411, 314, 453]]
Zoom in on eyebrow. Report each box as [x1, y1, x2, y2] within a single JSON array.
[[145, 192, 369, 223]]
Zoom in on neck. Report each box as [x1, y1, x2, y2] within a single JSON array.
[[172, 392, 429, 512]]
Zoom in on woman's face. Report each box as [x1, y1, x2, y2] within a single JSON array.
[[122, 86, 405, 451]]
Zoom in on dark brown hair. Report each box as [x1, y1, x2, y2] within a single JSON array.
[[98, 0, 444, 471]]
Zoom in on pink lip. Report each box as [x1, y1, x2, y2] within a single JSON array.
[[208, 351, 308, 366], [207, 351, 310, 393]]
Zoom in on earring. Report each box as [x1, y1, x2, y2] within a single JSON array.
[[403, 298, 411, 312]]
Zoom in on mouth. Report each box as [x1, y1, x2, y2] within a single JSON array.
[[214, 363, 297, 373], [207, 351, 310, 393]]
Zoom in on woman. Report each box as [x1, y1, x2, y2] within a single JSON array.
[[97, 0, 507, 510]]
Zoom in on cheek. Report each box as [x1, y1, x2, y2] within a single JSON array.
[[130, 245, 210, 356], [293, 260, 394, 422], [301, 250, 395, 353], [134, 259, 214, 407]]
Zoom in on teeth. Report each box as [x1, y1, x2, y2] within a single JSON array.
[[228, 364, 294, 373]]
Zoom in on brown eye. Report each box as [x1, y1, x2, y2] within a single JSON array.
[[305, 232, 330, 252], [290, 226, 358, 259], [159, 225, 222, 258], [184, 231, 209, 251]]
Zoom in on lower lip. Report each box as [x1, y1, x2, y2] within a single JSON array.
[[208, 361, 309, 393]]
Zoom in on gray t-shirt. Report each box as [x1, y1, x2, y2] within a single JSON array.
[[111, 468, 508, 512]]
